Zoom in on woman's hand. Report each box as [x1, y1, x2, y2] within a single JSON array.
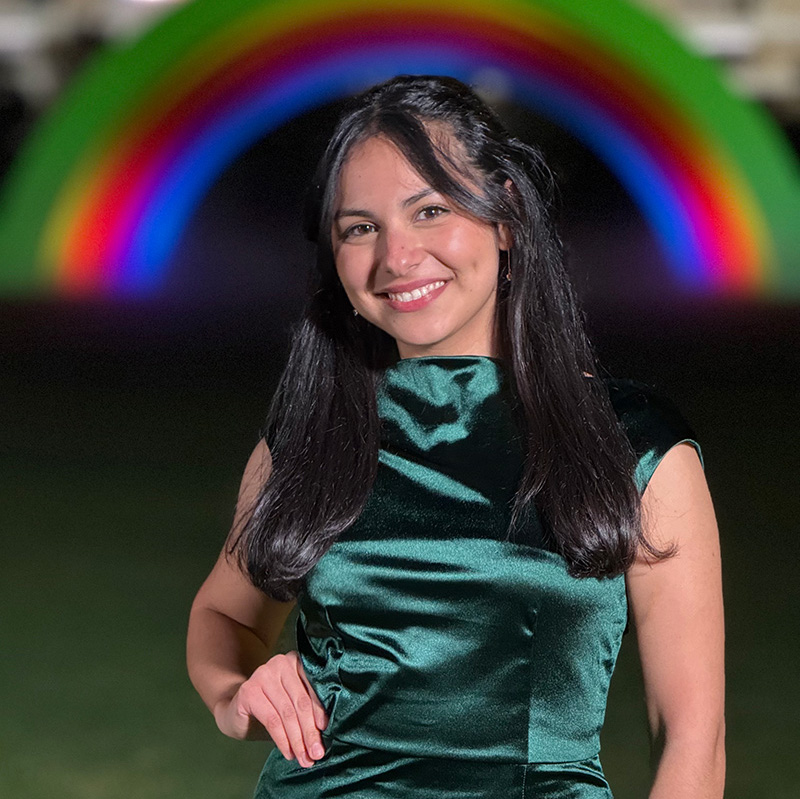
[[215, 650, 329, 768]]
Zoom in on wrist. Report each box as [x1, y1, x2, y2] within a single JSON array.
[[212, 688, 241, 738]]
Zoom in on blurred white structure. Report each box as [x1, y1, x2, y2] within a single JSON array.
[[0, 0, 798, 118], [640, 0, 800, 118], [0, 0, 187, 106]]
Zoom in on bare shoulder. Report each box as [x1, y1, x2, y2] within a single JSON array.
[[627, 440, 721, 624], [638, 441, 714, 554], [646, 439, 704, 489]]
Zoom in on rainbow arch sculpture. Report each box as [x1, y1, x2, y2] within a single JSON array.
[[0, 0, 798, 298]]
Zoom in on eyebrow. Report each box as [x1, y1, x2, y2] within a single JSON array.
[[334, 188, 437, 222], [401, 188, 436, 208]]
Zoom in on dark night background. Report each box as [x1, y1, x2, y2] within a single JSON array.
[[1, 91, 799, 798]]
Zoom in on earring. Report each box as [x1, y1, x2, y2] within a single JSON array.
[[503, 251, 512, 282], [353, 308, 359, 316]]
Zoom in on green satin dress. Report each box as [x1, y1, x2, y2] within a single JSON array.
[[254, 355, 701, 798]]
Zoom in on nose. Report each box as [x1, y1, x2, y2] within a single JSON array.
[[379, 225, 422, 275]]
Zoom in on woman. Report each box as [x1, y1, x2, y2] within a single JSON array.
[[186, 75, 725, 798]]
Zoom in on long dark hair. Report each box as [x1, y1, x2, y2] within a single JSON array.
[[231, 75, 661, 601]]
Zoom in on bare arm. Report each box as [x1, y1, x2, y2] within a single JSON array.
[[186, 439, 327, 767], [626, 442, 725, 798]]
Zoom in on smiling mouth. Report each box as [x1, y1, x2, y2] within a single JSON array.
[[383, 280, 447, 303]]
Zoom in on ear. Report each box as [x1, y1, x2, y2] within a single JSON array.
[[497, 222, 513, 251], [497, 178, 515, 251]]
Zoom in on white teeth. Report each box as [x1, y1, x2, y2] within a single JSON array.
[[387, 280, 445, 303]]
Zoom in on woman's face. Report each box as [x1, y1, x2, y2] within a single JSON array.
[[331, 135, 510, 360]]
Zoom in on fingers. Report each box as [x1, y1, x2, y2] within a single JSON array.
[[269, 682, 314, 767], [280, 664, 327, 763], [242, 687, 295, 762], [237, 652, 328, 769]]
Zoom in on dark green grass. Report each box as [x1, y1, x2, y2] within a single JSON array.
[[2, 339, 798, 798]]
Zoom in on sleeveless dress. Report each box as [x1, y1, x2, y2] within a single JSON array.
[[253, 355, 701, 798]]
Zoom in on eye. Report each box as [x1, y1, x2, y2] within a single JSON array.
[[340, 222, 377, 241], [416, 205, 449, 221]]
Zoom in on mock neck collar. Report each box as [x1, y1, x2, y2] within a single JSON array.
[[377, 355, 519, 456]]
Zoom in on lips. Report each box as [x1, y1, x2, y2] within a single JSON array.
[[377, 278, 450, 296], [379, 279, 449, 312]]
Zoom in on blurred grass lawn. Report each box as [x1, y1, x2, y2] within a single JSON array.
[[1, 345, 798, 799]]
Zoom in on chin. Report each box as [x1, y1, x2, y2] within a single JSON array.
[[394, 334, 449, 351]]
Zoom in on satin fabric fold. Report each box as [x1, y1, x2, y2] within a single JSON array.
[[256, 740, 613, 798], [254, 356, 701, 798]]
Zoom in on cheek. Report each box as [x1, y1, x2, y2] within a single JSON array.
[[335, 251, 371, 295], [333, 259, 349, 289], [441, 222, 501, 270], [333, 246, 353, 284]]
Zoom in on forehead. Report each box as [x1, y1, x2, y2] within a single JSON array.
[[334, 129, 477, 204], [337, 137, 422, 193]]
